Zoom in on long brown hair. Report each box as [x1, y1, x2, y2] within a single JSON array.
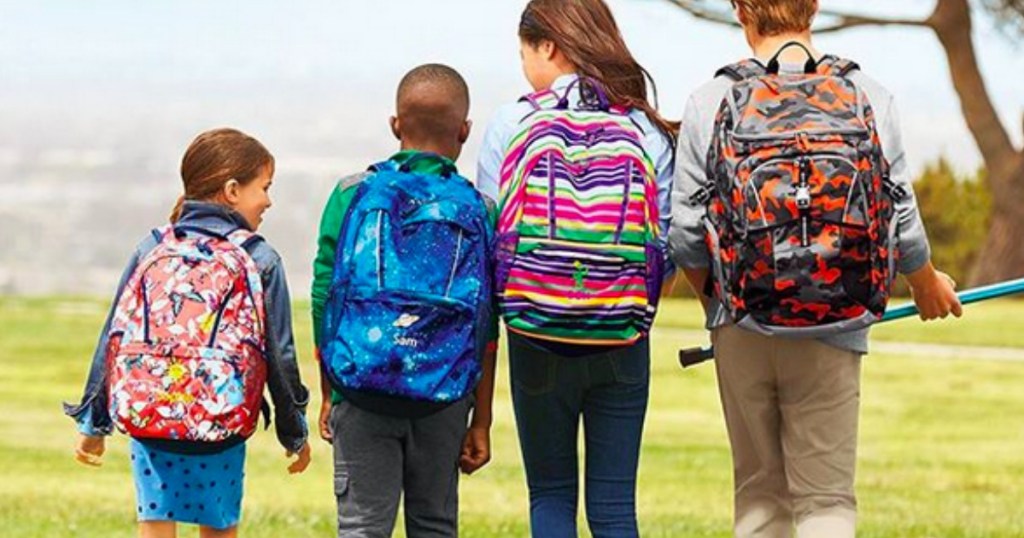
[[519, 0, 680, 140], [170, 128, 275, 223]]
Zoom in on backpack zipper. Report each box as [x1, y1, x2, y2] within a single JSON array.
[[141, 274, 152, 345], [547, 152, 557, 239], [731, 127, 868, 143], [797, 157, 811, 247], [207, 281, 237, 347], [613, 160, 633, 244], [445, 230, 464, 298], [376, 211, 385, 290]]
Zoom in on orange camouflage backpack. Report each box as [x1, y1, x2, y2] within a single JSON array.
[[697, 43, 905, 337]]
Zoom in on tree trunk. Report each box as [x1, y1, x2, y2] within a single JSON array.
[[928, 0, 1024, 285], [968, 153, 1024, 284]]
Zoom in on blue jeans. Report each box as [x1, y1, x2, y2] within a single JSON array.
[[508, 333, 650, 538]]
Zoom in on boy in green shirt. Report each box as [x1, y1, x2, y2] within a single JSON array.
[[311, 64, 497, 538]]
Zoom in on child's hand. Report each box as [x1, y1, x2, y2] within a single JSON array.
[[75, 434, 105, 467], [459, 426, 491, 475], [907, 264, 963, 321], [287, 442, 312, 474], [318, 400, 333, 444]]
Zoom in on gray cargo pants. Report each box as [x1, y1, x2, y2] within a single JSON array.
[[331, 398, 471, 538]]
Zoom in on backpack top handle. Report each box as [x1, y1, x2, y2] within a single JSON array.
[[556, 76, 611, 112], [766, 41, 818, 75]]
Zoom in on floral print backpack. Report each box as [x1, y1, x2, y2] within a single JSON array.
[[106, 225, 267, 444]]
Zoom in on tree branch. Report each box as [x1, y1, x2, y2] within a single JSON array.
[[659, 0, 740, 28], [815, 9, 932, 34], [660, 0, 931, 33], [930, 0, 1018, 170], [659, 0, 1020, 162]]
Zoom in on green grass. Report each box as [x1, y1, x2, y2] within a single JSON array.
[[2, 296, 1023, 537]]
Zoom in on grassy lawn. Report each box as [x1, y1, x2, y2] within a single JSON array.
[[1, 296, 1023, 537]]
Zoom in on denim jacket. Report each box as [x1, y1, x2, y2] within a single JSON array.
[[63, 201, 310, 452]]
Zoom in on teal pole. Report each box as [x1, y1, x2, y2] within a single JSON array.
[[679, 277, 1024, 368]]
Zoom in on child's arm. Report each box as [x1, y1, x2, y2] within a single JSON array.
[[668, 96, 714, 279], [317, 356, 333, 443], [311, 181, 359, 443], [905, 262, 962, 320], [460, 340, 497, 475], [312, 179, 362, 350], [461, 201, 500, 475], [669, 97, 717, 309], [253, 245, 311, 473], [65, 235, 157, 465], [877, 95, 962, 320]]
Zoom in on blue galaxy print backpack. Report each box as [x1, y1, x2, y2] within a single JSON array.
[[321, 154, 494, 416]]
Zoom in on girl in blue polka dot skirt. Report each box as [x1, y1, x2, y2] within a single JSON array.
[[64, 128, 311, 538]]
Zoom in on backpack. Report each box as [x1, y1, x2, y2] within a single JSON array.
[[495, 77, 665, 345], [699, 44, 904, 337], [107, 225, 267, 444], [320, 155, 494, 413]]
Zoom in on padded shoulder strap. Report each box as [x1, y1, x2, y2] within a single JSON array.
[[150, 225, 173, 243], [519, 88, 560, 111], [367, 159, 398, 174], [816, 55, 860, 78], [227, 228, 263, 252], [715, 59, 767, 82]]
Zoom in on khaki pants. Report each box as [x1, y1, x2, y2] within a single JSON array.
[[713, 325, 861, 538]]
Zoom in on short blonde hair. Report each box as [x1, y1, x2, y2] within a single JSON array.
[[735, 0, 817, 36]]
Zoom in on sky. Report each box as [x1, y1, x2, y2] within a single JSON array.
[[0, 0, 1021, 294], [2, 0, 1021, 173]]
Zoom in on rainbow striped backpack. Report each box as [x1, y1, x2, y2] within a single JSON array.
[[496, 77, 665, 345]]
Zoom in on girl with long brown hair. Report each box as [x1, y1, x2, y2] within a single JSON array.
[[476, 1, 677, 536]]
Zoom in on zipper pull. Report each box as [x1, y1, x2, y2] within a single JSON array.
[[797, 158, 811, 247]]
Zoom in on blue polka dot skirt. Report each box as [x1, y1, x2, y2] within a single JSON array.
[[130, 438, 246, 529]]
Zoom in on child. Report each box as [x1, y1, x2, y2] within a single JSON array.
[[668, 2, 962, 537], [475, 1, 677, 535], [311, 64, 498, 538], [66, 127, 311, 538]]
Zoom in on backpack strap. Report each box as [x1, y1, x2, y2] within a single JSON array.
[[226, 226, 270, 431], [367, 160, 398, 174], [715, 59, 767, 82], [150, 225, 172, 243], [816, 55, 861, 78], [519, 88, 560, 111], [227, 228, 262, 252]]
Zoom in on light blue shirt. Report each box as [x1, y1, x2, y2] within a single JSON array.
[[475, 74, 676, 246]]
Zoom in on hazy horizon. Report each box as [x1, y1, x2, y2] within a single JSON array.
[[1, 0, 1021, 296]]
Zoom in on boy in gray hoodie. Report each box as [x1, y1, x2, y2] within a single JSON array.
[[669, 1, 961, 537]]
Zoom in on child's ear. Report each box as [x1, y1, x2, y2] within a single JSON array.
[[458, 119, 472, 144], [389, 116, 401, 141], [541, 39, 558, 61], [222, 179, 240, 204]]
